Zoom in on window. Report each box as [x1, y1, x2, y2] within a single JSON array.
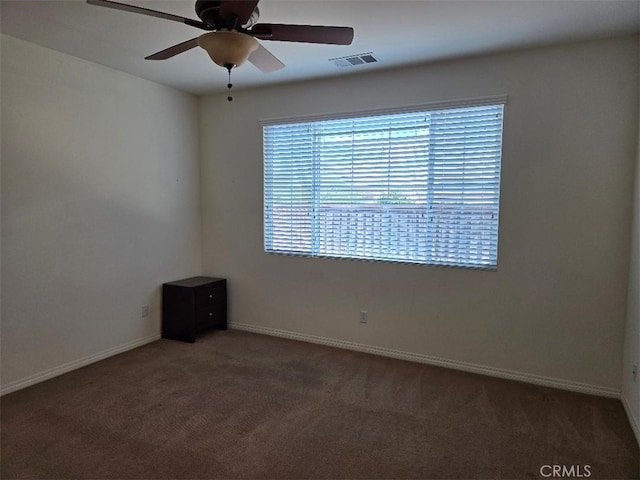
[[262, 96, 506, 269]]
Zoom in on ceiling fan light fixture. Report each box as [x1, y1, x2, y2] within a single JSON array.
[[197, 30, 259, 68]]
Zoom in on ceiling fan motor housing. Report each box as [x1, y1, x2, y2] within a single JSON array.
[[195, 0, 259, 29]]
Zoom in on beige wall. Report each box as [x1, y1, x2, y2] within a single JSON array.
[[622, 39, 640, 441], [200, 36, 639, 394], [0, 35, 202, 392]]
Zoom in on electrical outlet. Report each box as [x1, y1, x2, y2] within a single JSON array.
[[142, 304, 149, 318], [359, 310, 368, 324]]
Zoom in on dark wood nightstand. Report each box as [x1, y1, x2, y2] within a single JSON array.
[[162, 276, 227, 343]]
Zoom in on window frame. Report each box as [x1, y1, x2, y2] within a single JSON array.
[[262, 95, 507, 270]]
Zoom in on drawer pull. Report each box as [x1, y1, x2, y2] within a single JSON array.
[[209, 312, 213, 316], [209, 294, 213, 298]]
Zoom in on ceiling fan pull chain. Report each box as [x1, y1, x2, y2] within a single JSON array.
[[226, 64, 233, 101]]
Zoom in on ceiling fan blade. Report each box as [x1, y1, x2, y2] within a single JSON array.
[[219, 0, 259, 26], [248, 44, 285, 73], [86, 0, 210, 30], [145, 38, 200, 60], [251, 24, 354, 45]]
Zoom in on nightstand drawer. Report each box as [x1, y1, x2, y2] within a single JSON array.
[[196, 302, 225, 330], [195, 283, 226, 308]]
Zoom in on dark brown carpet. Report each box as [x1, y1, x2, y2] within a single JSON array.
[[1, 329, 638, 479]]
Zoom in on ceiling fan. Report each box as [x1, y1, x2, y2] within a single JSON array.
[[87, 0, 354, 98]]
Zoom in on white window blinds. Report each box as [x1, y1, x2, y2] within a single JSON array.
[[263, 97, 505, 269]]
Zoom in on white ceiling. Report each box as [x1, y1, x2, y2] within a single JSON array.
[[2, 0, 639, 96]]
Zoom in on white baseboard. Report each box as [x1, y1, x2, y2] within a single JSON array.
[[621, 392, 640, 446], [2, 325, 622, 401], [0, 334, 161, 396], [230, 322, 620, 399]]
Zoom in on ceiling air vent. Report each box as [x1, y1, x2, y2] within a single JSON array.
[[330, 52, 380, 68]]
